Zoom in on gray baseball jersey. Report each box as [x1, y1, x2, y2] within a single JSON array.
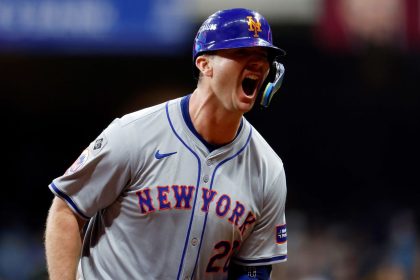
[[49, 95, 287, 280]]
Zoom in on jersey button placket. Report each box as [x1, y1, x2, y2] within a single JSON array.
[[203, 174, 209, 183], [191, 237, 199, 246], [180, 158, 211, 279], [203, 157, 214, 183]]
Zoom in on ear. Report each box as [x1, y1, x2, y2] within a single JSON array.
[[195, 55, 213, 77]]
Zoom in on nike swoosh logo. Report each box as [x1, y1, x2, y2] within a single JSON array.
[[155, 150, 177, 160]]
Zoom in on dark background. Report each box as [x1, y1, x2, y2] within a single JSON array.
[[1, 2, 420, 279]]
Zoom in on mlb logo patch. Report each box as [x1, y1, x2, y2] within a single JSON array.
[[276, 224, 287, 244]]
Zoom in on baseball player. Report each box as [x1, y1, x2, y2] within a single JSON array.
[[45, 8, 287, 280]]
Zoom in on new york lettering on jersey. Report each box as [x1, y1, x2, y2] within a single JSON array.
[[136, 185, 257, 235]]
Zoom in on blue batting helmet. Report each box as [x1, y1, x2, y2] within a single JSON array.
[[193, 8, 285, 68], [193, 8, 286, 107]]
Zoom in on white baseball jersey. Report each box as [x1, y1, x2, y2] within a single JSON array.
[[49, 95, 287, 280]]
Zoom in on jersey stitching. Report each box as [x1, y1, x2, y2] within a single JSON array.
[[165, 101, 202, 280], [191, 127, 253, 279]]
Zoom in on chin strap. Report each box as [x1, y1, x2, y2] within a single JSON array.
[[260, 61, 285, 107]]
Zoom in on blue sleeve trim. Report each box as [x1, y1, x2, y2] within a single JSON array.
[[49, 182, 90, 220], [233, 255, 287, 265]]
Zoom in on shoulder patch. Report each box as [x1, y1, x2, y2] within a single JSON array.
[[66, 148, 89, 175], [94, 138, 103, 150], [91, 134, 107, 156], [276, 224, 287, 244]]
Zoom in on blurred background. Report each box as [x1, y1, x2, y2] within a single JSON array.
[[1, 0, 419, 279]]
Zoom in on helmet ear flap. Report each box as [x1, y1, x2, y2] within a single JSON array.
[[267, 59, 278, 83], [260, 59, 285, 107]]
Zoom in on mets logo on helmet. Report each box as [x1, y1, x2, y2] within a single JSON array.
[[247, 16, 262, 37]]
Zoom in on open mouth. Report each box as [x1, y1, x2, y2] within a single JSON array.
[[242, 76, 259, 96]]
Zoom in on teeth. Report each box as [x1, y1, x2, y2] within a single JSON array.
[[246, 74, 258, 80]]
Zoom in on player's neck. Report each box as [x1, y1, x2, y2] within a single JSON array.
[[189, 90, 243, 146]]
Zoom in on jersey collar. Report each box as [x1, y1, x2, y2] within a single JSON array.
[[180, 94, 243, 153]]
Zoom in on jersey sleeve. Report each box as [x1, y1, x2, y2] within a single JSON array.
[[234, 166, 287, 266], [48, 118, 132, 219]]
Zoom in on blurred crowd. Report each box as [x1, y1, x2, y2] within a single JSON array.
[[275, 210, 419, 280]]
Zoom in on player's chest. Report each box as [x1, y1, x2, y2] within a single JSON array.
[[127, 145, 263, 235], [135, 140, 259, 191]]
